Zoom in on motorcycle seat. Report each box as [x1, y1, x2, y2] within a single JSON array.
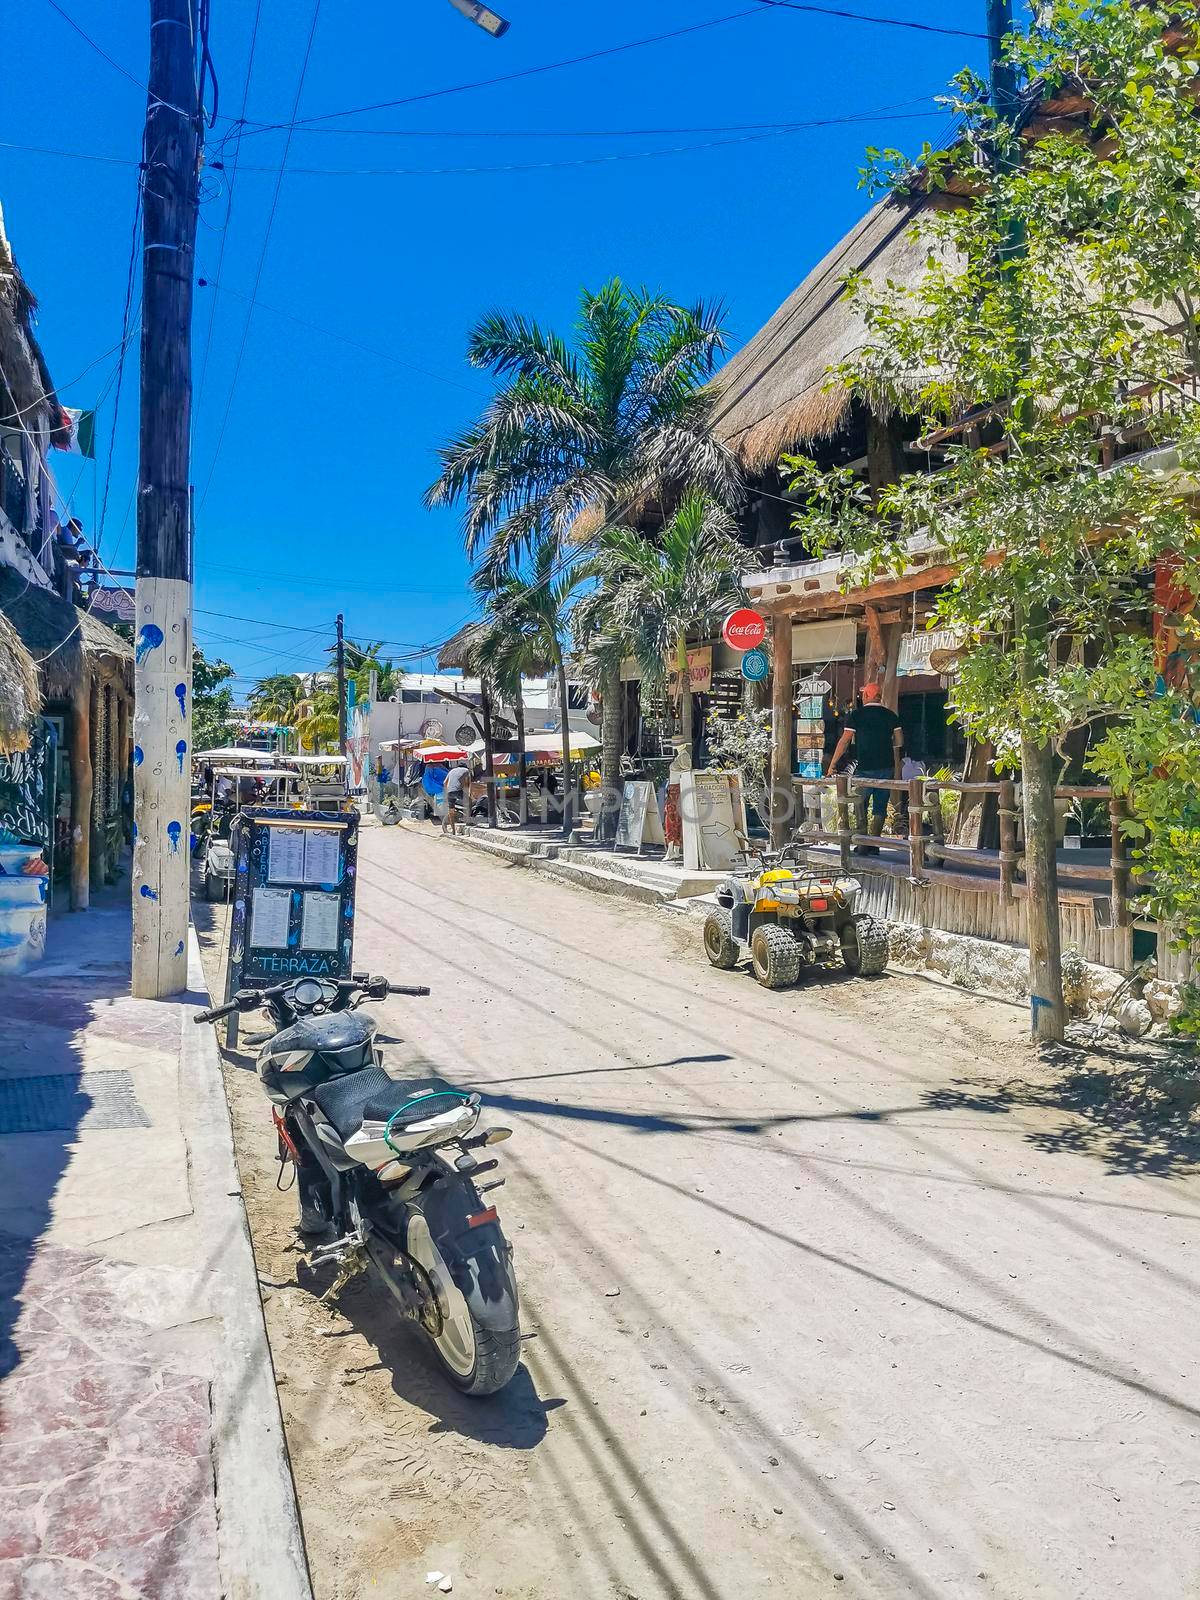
[[310, 1066, 465, 1141]]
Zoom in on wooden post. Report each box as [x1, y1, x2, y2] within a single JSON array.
[[863, 605, 886, 687], [1110, 793, 1134, 974], [480, 680, 497, 829], [770, 612, 793, 847], [835, 774, 852, 872], [998, 777, 1017, 903], [90, 675, 104, 889], [926, 780, 946, 867], [69, 676, 93, 911], [132, 0, 198, 997], [908, 776, 925, 877]]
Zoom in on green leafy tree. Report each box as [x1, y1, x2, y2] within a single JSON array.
[[426, 278, 740, 831], [781, 1, 1200, 1039], [193, 646, 235, 753], [575, 492, 742, 763], [331, 638, 403, 703]]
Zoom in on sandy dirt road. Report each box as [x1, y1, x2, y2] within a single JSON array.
[[195, 823, 1200, 1600]]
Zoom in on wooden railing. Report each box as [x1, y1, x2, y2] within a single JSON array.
[[790, 775, 1136, 931]]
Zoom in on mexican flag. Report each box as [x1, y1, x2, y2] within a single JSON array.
[[59, 407, 96, 458]]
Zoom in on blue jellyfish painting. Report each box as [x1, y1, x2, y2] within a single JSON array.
[[174, 682, 187, 718], [175, 939, 185, 957], [175, 738, 187, 773], [135, 623, 164, 664], [133, 745, 144, 766], [139, 884, 158, 901], [166, 821, 182, 854]]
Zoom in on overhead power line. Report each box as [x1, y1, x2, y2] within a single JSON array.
[[750, 0, 989, 40], [5, 101, 944, 180], [194, 0, 264, 436], [197, 0, 323, 510], [227, 8, 772, 138], [196, 279, 488, 397]]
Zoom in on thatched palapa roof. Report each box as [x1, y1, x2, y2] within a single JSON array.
[[437, 622, 487, 673], [0, 609, 41, 754], [0, 567, 132, 703], [707, 192, 932, 474]]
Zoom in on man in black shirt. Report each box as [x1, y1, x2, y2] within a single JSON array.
[[826, 683, 903, 846]]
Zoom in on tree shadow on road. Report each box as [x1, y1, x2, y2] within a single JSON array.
[[294, 1257, 563, 1451], [922, 1034, 1200, 1178]]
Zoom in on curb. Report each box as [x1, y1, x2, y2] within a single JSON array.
[[183, 929, 314, 1600]]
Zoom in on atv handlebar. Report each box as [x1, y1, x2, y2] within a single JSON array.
[[192, 975, 430, 1024]]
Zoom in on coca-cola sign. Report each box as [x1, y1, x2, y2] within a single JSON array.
[[722, 608, 767, 652]]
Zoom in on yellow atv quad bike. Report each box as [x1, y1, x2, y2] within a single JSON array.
[[702, 844, 888, 989]]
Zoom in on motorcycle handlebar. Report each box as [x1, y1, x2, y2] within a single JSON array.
[[193, 975, 430, 1024]]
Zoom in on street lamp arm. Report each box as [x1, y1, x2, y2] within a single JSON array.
[[445, 0, 510, 37]]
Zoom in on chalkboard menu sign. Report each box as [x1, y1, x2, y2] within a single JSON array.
[[222, 807, 358, 1047], [0, 719, 58, 894]]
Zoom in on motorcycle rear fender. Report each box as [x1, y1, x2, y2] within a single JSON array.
[[410, 1176, 518, 1334]]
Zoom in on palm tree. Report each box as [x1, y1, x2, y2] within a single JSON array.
[[578, 493, 743, 765], [426, 278, 740, 834], [455, 536, 582, 832], [248, 672, 304, 730], [294, 689, 340, 752], [470, 568, 550, 820]]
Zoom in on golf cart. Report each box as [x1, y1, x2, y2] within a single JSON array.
[[702, 841, 889, 990], [201, 766, 297, 901]]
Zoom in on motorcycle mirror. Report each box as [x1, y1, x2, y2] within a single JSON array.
[[482, 1127, 513, 1145]]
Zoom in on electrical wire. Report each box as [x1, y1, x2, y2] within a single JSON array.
[[219, 108, 943, 180], [750, 0, 989, 42], [42, 0, 146, 89], [196, 278, 488, 398], [94, 182, 143, 561], [194, 0, 263, 438], [227, 8, 775, 139], [3, 99, 944, 178], [197, 0, 323, 511]]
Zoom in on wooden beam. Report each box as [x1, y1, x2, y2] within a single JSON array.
[[757, 564, 959, 619]]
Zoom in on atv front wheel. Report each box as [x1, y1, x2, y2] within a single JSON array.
[[840, 913, 889, 976], [750, 923, 801, 989], [703, 908, 740, 970]]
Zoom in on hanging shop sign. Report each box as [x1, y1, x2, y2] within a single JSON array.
[[666, 646, 713, 696], [740, 647, 769, 682], [898, 629, 964, 677], [722, 608, 767, 653], [222, 807, 359, 1048]]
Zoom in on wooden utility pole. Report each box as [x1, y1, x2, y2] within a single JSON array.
[[335, 612, 348, 758], [987, 0, 1066, 1040], [131, 0, 199, 998], [769, 611, 793, 848]]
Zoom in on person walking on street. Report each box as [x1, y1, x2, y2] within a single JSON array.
[[442, 758, 470, 837], [825, 683, 903, 853]]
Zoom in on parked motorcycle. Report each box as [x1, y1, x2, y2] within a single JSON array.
[[194, 973, 520, 1395]]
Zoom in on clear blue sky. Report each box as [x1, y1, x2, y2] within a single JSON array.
[[3, 0, 986, 698]]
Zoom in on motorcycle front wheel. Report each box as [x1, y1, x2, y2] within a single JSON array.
[[404, 1203, 520, 1396]]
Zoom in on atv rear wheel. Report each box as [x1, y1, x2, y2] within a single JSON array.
[[750, 923, 802, 989], [840, 913, 889, 976], [703, 908, 740, 970], [204, 871, 224, 903]]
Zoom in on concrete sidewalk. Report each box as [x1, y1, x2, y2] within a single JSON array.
[[0, 883, 310, 1600]]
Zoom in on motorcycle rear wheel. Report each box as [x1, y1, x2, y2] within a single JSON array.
[[405, 1211, 520, 1396]]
